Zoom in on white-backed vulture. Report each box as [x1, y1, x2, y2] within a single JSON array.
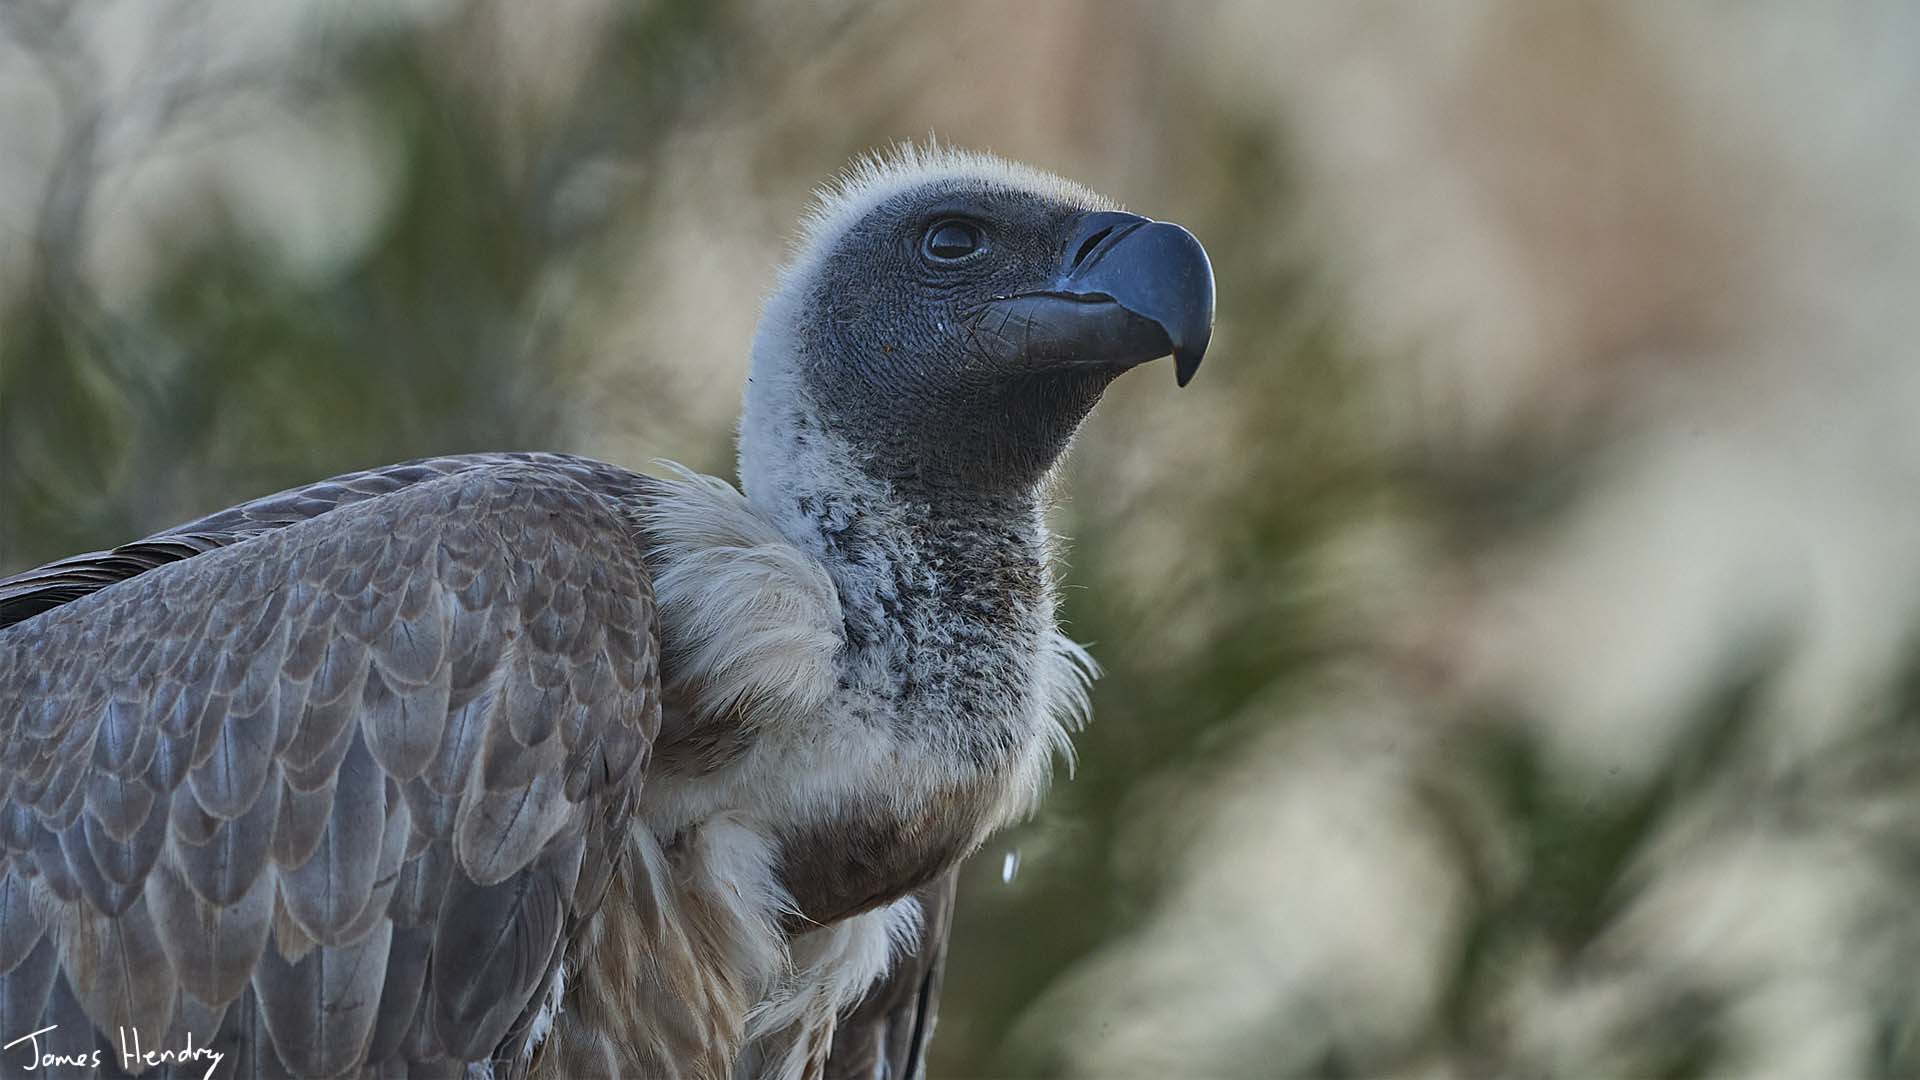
[[0, 146, 1214, 1079]]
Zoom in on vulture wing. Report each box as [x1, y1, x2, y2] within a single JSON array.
[[0, 453, 650, 630], [0, 456, 660, 1076]]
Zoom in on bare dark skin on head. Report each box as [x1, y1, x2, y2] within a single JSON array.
[[799, 183, 1213, 499]]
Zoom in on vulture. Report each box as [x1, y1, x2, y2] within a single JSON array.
[[0, 146, 1214, 1079]]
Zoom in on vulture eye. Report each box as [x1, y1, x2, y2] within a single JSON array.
[[922, 220, 984, 262]]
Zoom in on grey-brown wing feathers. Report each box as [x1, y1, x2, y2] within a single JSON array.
[[0, 461, 660, 1077], [0, 452, 655, 631]]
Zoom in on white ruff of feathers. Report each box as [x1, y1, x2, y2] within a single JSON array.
[[629, 467, 1094, 1080]]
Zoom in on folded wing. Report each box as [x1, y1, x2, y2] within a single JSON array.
[[0, 460, 660, 1077]]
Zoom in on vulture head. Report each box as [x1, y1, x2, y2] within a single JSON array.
[[741, 146, 1215, 505]]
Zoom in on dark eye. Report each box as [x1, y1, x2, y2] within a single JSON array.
[[922, 219, 984, 262]]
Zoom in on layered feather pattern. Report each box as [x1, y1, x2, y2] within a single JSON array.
[[0, 459, 660, 1077]]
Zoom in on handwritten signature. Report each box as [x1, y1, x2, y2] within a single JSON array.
[[1, 1025, 225, 1080]]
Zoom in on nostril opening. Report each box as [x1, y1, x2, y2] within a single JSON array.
[[1071, 227, 1114, 269]]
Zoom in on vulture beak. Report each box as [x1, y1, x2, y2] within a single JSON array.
[[977, 210, 1216, 386]]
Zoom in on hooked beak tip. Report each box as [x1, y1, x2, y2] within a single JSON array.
[[1059, 213, 1215, 387], [1175, 348, 1203, 388]]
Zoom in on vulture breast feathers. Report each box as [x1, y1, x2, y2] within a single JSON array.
[[0, 146, 1214, 1080]]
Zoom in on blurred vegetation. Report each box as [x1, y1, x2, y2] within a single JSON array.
[[1, 0, 740, 567], [7, 3, 1920, 1078]]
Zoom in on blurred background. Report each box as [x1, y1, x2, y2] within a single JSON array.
[[5, 1, 1920, 1075]]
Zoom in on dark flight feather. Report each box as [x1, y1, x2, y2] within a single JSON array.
[[824, 874, 957, 1080]]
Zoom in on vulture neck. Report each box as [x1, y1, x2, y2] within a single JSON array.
[[741, 397, 1056, 748], [747, 399, 1050, 579], [739, 381, 1054, 567]]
